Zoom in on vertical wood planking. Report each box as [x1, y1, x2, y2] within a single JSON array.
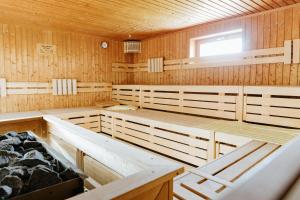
[[0, 23, 128, 113], [132, 5, 300, 86]]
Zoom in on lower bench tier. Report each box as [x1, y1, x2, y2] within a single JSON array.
[[56, 108, 297, 167], [99, 110, 251, 167]]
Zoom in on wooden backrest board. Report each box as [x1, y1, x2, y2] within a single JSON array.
[[243, 86, 300, 128], [113, 85, 243, 121]]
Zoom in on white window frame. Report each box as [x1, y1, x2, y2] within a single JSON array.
[[189, 29, 243, 58]]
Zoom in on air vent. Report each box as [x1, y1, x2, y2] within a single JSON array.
[[124, 40, 141, 53]]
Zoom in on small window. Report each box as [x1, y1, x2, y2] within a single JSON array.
[[190, 29, 243, 58], [199, 37, 242, 57]]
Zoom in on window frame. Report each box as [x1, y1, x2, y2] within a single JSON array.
[[190, 29, 243, 58]]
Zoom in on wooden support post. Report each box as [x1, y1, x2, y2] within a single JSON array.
[[139, 86, 143, 108], [111, 116, 116, 138], [293, 39, 300, 64], [207, 131, 216, 162], [179, 90, 183, 113], [167, 179, 173, 200], [284, 40, 292, 64], [40, 119, 48, 138], [236, 86, 244, 122], [76, 149, 85, 171], [62, 79, 67, 95], [0, 78, 7, 97], [72, 79, 77, 95], [67, 79, 72, 95], [57, 79, 63, 95], [99, 115, 102, 133], [261, 94, 271, 116], [52, 79, 58, 95]]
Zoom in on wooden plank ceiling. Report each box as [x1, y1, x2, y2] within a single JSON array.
[[0, 0, 298, 39]]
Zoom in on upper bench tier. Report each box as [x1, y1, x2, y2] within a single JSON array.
[[113, 85, 300, 129]]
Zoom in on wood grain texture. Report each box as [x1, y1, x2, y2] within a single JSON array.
[[132, 4, 300, 86], [0, 23, 130, 113], [0, 0, 298, 39]]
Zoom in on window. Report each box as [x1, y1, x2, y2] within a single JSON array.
[[190, 29, 243, 58]]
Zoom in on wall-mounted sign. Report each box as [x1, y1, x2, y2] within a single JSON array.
[[37, 43, 57, 55]]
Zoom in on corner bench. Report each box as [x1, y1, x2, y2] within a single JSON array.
[[173, 140, 281, 199], [101, 85, 300, 167]]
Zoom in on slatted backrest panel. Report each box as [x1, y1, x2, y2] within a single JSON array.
[[140, 85, 243, 120], [6, 82, 52, 95], [100, 110, 212, 166], [59, 111, 101, 133], [112, 85, 141, 106], [243, 86, 300, 128], [77, 82, 112, 93]]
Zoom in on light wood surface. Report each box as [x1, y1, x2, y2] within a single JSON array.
[[113, 85, 243, 120], [45, 114, 182, 176], [113, 39, 298, 71], [0, 106, 299, 199], [174, 140, 280, 199], [0, 23, 131, 113], [0, 1, 297, 39], [113, 84, 300, 129], [44, 114, 184, 200], [219, 136, 300, 200], [243, 86, 300, 128], [70, 166, 181, 200], [102, 109, 298, 145], [99, 108, 297, 169], [132, 4, 300, 86]]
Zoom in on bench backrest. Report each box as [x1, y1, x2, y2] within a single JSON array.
[[112, 85, 141, 106], [243, 86, 300, 129], [113, 85, 300, 128], [113, 85, 243, 120]]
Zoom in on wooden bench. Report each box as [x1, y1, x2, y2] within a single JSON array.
[[113, 85, 300, 128], [44, 115, 184, 199], [113, 85, 243, 121], [173, 140, 281, 199], [104, 85, 300, 166], [99, 109, 297, 166], [217, 136, 300, 200], [0, 112, 184, 200]]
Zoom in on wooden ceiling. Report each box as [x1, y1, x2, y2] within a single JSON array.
[[0, 0, 299, 40]]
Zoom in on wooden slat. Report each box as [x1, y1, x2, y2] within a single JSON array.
[[293, 39, 300, 63], [244, 86, 300, 128], [0, 0, 297, 39], [0, 78, 7, 97], [174, 140, 280, 199], [284, 40, 292, 64], [114, 85, 242, 120]]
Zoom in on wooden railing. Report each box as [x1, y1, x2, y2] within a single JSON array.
[[112, 39, 300, 73], [0, 78, 111, 97]]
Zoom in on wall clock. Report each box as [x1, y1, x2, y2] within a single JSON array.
[[101, 41, 108, 49]]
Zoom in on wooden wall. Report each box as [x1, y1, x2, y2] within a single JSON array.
[[0, 23, 131, 113], [132, 4, 300, 86]]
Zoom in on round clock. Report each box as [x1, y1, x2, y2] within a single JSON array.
[[101, 41, 108, 49]]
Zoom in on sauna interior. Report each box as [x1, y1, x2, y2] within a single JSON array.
[[1, 1, 300, 199]]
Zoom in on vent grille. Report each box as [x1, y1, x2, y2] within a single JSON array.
[[124, 40, 141, 53]]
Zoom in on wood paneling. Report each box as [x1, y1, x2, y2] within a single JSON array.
[[0, 23, 131, 113], [132, 5, 300, 86], [0, 0, 298, 39]]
